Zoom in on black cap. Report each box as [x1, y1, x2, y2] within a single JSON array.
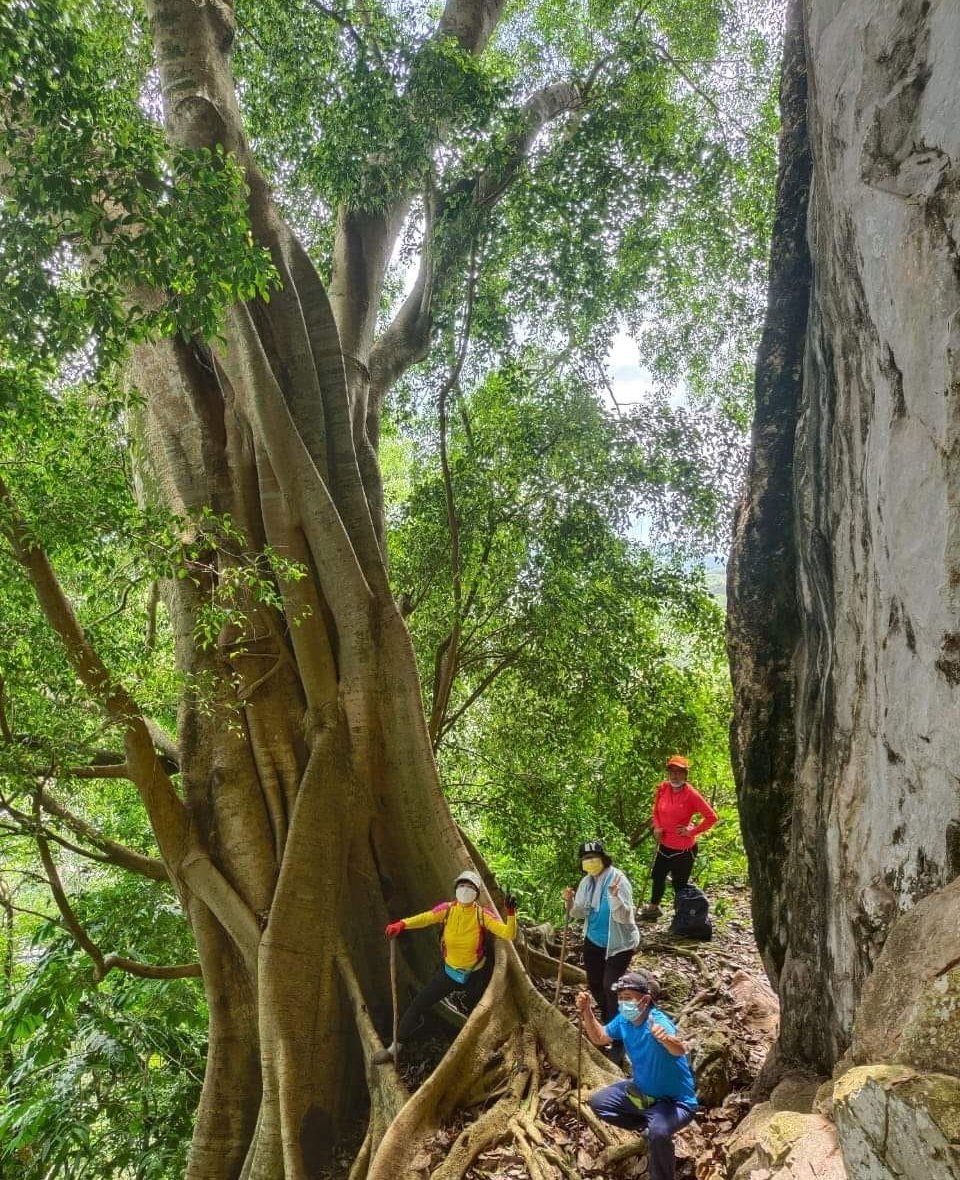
[[611, 970, 658, 999], [578, 839, 606, 859]]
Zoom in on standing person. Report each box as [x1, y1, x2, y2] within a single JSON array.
[[640, 756, 718, 921], [562, 839, 639, 1024], [576, 971, 697, 1180], [374, 870, 516, 1064]]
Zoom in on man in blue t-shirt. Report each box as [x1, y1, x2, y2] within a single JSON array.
[[576, 969, 697, 1180]]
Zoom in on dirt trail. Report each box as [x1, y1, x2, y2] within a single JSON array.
[[400, 886, 778, 1179]]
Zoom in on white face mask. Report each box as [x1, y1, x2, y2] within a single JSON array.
[[456, 885, 478, 905]]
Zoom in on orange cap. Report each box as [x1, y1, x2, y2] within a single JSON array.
[[666, 755, 689, 769]]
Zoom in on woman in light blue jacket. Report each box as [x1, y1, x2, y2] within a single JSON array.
[[563, 838, 640, 1022]]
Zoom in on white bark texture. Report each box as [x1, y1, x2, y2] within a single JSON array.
[[730, 0, 960, 1074], [109, 1, 597, 1175]]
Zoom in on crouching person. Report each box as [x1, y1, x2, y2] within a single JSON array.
[[374, 870, 517, 1064], [575, 970, 697, 1180]]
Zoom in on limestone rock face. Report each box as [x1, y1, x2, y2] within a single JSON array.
[[848, 875, 960, 1075], [730, 1109, 846, 1180], [833, 1065, 960, 1180], [729, 0, 960, 1074], [726, 1101, 774, 1175], [689, 1027, 734, 1108], [729, 969, 780, 1041], [768, 1073, 821, 1113]]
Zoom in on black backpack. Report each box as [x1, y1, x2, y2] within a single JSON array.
[[669, 885, 712, 941]]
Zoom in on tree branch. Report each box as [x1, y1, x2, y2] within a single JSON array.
[[145, 580, 159, 651], [327, 0, 507, 373], [427, 243, 480, 745], [33, 792, 106, 974], [6, 900, 61, 925], [34, 791, 200, 981], [100, 954, 202, 980], [437, 0, 508, 55], [460, 520, 498, 621], [475, 81, 582, 205], [36, 786, 169, 881], [144, 717, 181, 770], [0, 476, 259, 964], [651, 38, 753, 141], [303, 0, 386, 70], [0, 784, 169, 881], [0, 676, 12, 743], [368, 80, 581, 402], [436, 641, 529, 741], [66, 762, 131, 779]]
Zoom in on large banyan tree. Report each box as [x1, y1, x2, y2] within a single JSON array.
[[0, 0, 774, 1175]]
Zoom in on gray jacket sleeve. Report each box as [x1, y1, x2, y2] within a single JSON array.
[[570, 875, 591, 921], [609, 869, 634, 923]]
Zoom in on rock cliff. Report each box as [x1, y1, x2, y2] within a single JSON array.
[[729, 0, 960, 1075]]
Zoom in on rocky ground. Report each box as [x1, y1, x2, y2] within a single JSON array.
[[400, 886, 779, 1179]]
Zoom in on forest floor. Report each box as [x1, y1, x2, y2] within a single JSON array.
[[397, 886, 778, 1180]]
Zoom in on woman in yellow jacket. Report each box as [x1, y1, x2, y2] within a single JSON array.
[[375, 870, 517, 1064]]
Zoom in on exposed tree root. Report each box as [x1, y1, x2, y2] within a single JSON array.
[[357, 947, 618, 1179], [640, 939, 706, 973], [346, 1132, 371, 1180], [336, 947, 408, 1147], [429, 1031, 533, 1180], [598, 1139, 648, 1168], [525, 944, 587, 985], [515, 1124, 551, 1180], [538, 1145, 581, 1180], [562, 1091, 619, 1148], [428, 1090, 522, 1180]]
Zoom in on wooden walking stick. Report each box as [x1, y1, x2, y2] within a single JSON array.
[[389, 935, 399, 1068], [554, 893, 573, 1004], [575, 1006, 584, 1151]]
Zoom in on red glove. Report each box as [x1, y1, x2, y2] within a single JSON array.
[[503, 893, 517, 915], [384, 920, 406, 938]]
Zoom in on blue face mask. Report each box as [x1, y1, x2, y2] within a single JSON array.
[[618, 999, 643, 1022]]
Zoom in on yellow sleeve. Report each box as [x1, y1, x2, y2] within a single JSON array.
[[401, 906, 448, 931], [481, 908, 517, 941]]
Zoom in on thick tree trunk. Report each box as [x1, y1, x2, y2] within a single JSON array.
[[115, 3, 607, 1173], [136, 380, 495, 1174], [730, 0, 960, 1076], [136, 323, 483, 1175]]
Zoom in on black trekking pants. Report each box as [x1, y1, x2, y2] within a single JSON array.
[[649, 844, 696, 906], [396, 957, 493, 1041], [583, 938, 635, 1023]]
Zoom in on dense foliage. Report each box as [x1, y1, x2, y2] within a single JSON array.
[[388, 351, 744, 915]]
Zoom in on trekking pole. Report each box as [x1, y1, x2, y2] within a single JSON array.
[[575, 1007, 583, 1152], [389, 936, 399, 1068], [554, 893, 573, 1005], [634, 828, 653, 911]]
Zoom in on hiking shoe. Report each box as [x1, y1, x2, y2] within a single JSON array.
[[373, 1044, 399, 1065], [639, 904, 661, 921]]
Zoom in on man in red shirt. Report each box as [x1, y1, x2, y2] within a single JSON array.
[[639, 756, 718, 921]]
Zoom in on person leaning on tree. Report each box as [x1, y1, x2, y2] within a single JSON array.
[[639, 755, 718, 921], [562, 839, 640, 1025], [576, 970, 697, 1180], [374, 870, 517, 1064]]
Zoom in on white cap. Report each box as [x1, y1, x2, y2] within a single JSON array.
[[454, 870, 482, 892]]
